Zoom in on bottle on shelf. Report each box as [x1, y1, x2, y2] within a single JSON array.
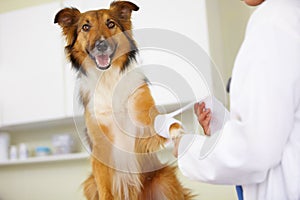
[[19, 143, 29, 160], [0, 133, 10, 161], [9, 145, 18, 160]]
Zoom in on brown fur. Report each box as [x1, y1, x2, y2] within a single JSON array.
[[55, 1, 193, 199]]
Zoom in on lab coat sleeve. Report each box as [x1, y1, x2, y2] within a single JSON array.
[[178, 20, 298, 185]]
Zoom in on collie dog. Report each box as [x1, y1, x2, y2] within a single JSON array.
[[55, 1, 192, 199]]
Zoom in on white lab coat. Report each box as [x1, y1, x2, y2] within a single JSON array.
[[178, 0, 300, 199]]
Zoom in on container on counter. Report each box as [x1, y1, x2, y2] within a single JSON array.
[[35, 146, 51, 157], [52, 134, 74, 155]]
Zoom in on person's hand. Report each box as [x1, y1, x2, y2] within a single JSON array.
[[194, 102, 211, 135]]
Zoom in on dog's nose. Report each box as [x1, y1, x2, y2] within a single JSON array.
[[95, 40, 108, 52]]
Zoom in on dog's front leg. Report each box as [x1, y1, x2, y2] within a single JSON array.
[[84, 111, 114, 200], [128, 84, 166, 150], [91, 157, 113, 200], [128, 84, 185, 147]]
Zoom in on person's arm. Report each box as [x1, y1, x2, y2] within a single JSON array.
[[176, 21, 298, 185]]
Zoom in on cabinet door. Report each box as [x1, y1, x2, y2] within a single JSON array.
[[0, 3, 65, 126], [64, 63, 84, 117]]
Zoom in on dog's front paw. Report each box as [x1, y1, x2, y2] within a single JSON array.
[[169, 123, 185, 139], [155, 116, 185, 139]]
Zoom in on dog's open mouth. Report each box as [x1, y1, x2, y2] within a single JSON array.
[[91, 43, 117, 70], [95, 54, 111, 70]]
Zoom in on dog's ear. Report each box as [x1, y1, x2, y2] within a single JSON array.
[[110, 1, 139, 20], [54, 8, 81, 45], [54, 7, 81, 28]]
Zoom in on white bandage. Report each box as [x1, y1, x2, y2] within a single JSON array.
[[154, 116, 183, 139]]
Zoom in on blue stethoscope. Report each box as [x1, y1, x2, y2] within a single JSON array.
[[236, 186, 244, 200]]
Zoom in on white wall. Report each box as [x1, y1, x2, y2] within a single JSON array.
[[0, 158, 90, 200], [206, 0, 252, 104]]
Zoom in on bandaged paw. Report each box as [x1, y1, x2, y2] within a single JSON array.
[[169, 123, 185, 139], [155, 117, 185, 139]]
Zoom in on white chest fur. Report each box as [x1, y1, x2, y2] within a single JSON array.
[[79, 64, 146, 199], [80, 67, 121, 116]]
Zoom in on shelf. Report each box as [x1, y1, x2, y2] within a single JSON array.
[[0, 115, 84, 132], [0, 152, 89, 166]]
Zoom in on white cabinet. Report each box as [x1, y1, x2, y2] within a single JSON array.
[[0, 3, 66, 126], [132, 0, 212, 105]]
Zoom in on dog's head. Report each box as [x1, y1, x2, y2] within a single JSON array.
[[54, 1, 139, 72]]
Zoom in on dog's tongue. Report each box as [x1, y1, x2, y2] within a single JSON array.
[[96, 54, 110, 68]]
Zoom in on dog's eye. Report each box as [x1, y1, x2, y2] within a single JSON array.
[[107, 21, 115, 29], [82, 24, 91, 32]]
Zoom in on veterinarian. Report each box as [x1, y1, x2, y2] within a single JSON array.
[[171, 0, 300, 199]]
